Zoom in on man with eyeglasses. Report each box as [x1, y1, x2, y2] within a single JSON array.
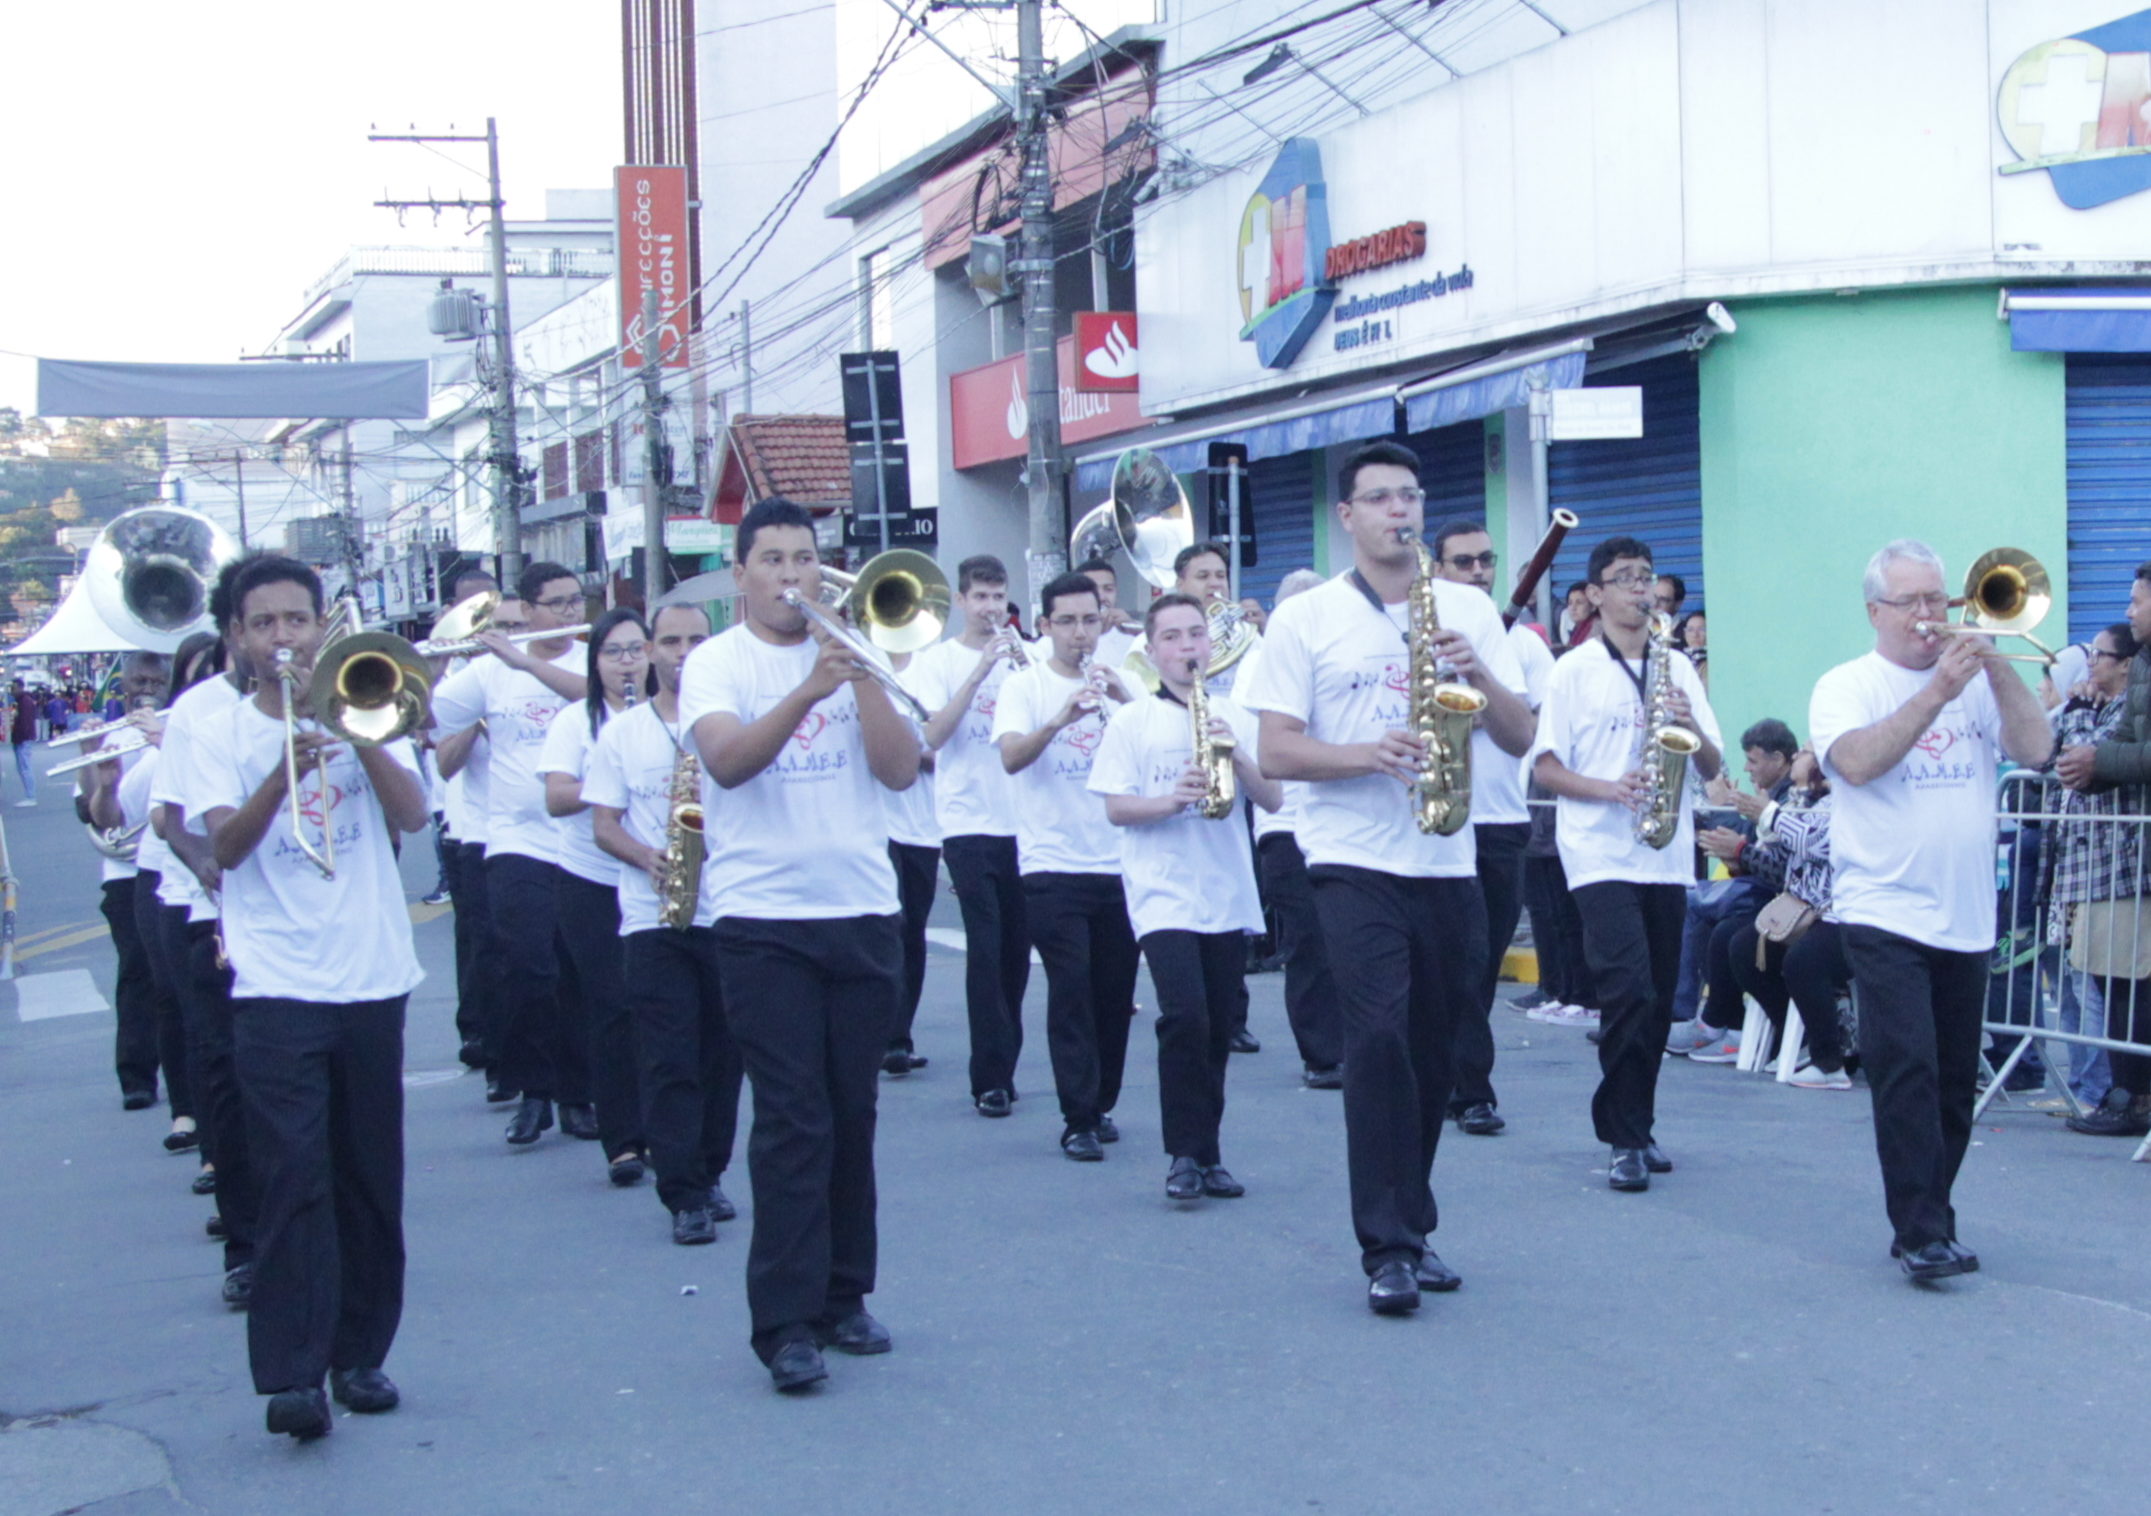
[[1529, 535, 1724, 1195], [1241, 441, 1531, 1316], [1809, 539, 2052, 1282], [1431, 516, 1554, 1136], [993, 571, 1141, 1164], [431, 563, 593, 1148]]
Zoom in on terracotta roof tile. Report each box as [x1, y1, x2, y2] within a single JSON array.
[[721, 414, 850, 508]]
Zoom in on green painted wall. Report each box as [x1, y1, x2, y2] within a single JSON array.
[[1699, 286, 2068, 753]]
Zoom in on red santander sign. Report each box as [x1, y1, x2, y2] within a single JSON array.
[[615, 166, 690, 369], [949, 335, 1144, 469], [1073, 312, 1139, 393]]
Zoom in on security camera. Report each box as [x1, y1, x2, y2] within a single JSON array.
[[1705, 301, 1737, 334]]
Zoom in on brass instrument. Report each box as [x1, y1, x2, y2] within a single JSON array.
[[779, 549, 948, 723], [1912, 547, 2057, 665], [1183, 655, 1236, 820], [84, 506, 242, 653], [1632, 611, 1701, 850], [658, 746, 707, 930], [273, 647, 336, 880], [85, 821, 149, 863], [415, 623, 593, 659], [1401, 530, 1486, 836]]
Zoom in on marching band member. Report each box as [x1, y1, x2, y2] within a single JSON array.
[[430, 564, 591, 1147], [80, 650, 169, 1109], [1241, 441, 1531, 1316], [682, 499, 919, 1394], [586, 602, 743, 1244], [885, 647, 940, 1075], [993, 571, 1140, 1164], [1528, 536, 1723, 1193], [1810, 539, 2051, 1281], [538, 609, 654, 1187], [1077, 557, 1142, 669], [908, 555, 1032, 1116], [1090, 592, 1281, 1199], [197, 555, 429, 1440], [435, 568, 501, 1078]]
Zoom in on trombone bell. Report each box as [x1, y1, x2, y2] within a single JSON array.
[[1914, 547, 2055, 664], [310, 632, 433, 747], [824, 549, 951, 655]]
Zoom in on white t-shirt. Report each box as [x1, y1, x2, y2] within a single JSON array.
[[1237, 573, 1525, 878], [1088, 691, 1264, 938], [156, 674, 245, 920], [430, 647, 584, 864], [95, 745, 145, 882], [1473, 620, 1556, 826], [905, 636, 1018, 839], [192, 700, 424, 1003], [1096, 623, 1140, 671], [1526, 635, 1725, 888], [1230, 643, 1302, 843], [535, 703, 621, 888], [678, 624, 900, 920], [1810, 650, 2004, 952], [120, 747, 166, 882], [582, 701, 718, 934], [990, 662, 1123, 876]]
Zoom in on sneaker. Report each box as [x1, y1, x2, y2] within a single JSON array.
[[1664, 1019, 1721, 1056], [1540, 1004, 1600, 1028], [2065, 1088, 2151, 1137], [1512, 987, 1553, 1013], [13, 798, 34, 808], [1687, 1031, 1744, 1064], [1524, 1001, 1564, 1023], [421, 888, 451, 907], [1788, 1063, 1853, 1091]]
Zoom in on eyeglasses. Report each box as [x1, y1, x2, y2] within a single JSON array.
[[598, 643, 648, 661], [1874, 594, 1951, 614], [1349, 487, 1427, 508], [1046, 614, 1104, 630], [533, 593, 583, 614], [1444, 551, 1497, 571], [2091, 648, 2127, 662], [1597, 571, 1656, 590]]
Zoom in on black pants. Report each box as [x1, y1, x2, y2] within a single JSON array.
[[556, 871, 640, 1158], [1256, 833, 1340, 1071], [626, 926, 743, 1215], [1144, 929, 1242, 1165], [131, 872, 192, 1121], [1309, 866, 1485, 1272], [446, 842, 492, 1058], [1523, 852, 1588, 1006], [1573, 880, 1687, 1149], [943, 834, 1030, 1097], [2093, 975, 2151, 1096], [1730, 919, 1852, 1072], [429, 813, 451, 892], [1700, 888, 1770, 1031], [887, 841, 940, 1054], [1842, 924, 1988, 1250], [232, 994, 406, 1395], [485, 853, 585, 1103], [714, 914, 900, 1363], [1023, 872, 1140, 1137], [164, 909, 256, 1270], [104, 877, 159, 1097], [1455, 822, 1527, 1112]]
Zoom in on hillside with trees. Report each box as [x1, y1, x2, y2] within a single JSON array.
[[0, 410, 165, 639]]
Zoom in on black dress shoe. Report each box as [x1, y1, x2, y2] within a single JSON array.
[[1165, 1156, 1204, 1199], [1302, 1063, 1344, 1090], [122, 1087, 156, 1111], [1456, 1102, 1506, 1136], [1642, 1141, 1673, 1174], [1892, 1238, 1982, 1275], [458, 1039, 486, 1070], [974, 1089, 1012, 1118], [223, 1263, 254, 1309], [206, 1214, 227, 1240], [1062, 1129, 1105, 1162], [505, 1097, 552, 1145], [192, 1167, 218, 1195], [329, 1367, 399, 1413], [1898, 1239, 1967, 1283], [673, 1206, 717, 1246], [558, 1103, 600, 1140], [768, 1339, 828, 1393], [1367, 1260, 1421, 1315], [608, 1152, 647, 1187], [1096, 1114, 1120, 1143], [707, 1183, 737, 1223], [163, 1125, 200, 1153], [484, 1076, 518, 1105], [265, 1386, 332, 1440], [2065, 1088, 2151, 1136], [1413, 1251, 1462, 1292], [1585, 1027, 1603, 1046], [813, 1310, 892, 1355], [881, 1048, 913, 1076], [1200, 1164, 1245, 1198], [1607, 1148, 1650, 1191], [1229, 1029, 1261, 1054]]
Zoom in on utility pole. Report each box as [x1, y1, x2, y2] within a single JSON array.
[[340, 429, 364, 599], [230, 450, 249, 549], [639, 287, 671, 605], [1015, 0, 1064, 612], [372, 116, 525, 585], [739, 300, 753, 413]]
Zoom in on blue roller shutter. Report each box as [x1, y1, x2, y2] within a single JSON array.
[[1548, 355, 1704, 608], [2065, 355, 2151, 643], [1241, 451, 1315, 608], [1401, 418, 1488, 527]]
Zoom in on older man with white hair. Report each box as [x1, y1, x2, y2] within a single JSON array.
[[1809, 539, 2052, 1284]]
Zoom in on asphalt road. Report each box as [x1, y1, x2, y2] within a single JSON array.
[[1, 768, 2147, 1516]]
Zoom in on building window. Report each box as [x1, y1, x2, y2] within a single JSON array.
[[542, 442, 569, 500], [860, 247, 896, 351], [574, 430, 606, 493]]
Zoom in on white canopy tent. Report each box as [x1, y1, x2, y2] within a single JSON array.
[[6, 578, 137, 657]]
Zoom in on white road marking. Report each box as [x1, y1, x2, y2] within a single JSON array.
[[925, 927, 1043, 966], [12, 969, 111, 1021]]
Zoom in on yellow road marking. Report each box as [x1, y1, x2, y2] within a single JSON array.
[[9, 920, 96, 949], [14, 925, 111, 963]]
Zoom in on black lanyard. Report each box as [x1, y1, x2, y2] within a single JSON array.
[[1346, 569, 1411, 649], [1599, 633, 1650, 708]]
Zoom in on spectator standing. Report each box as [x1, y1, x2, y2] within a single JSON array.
[[7, 680, 35, 805]]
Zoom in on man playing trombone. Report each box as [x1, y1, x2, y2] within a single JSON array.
[[195, 555, 430, 1440]]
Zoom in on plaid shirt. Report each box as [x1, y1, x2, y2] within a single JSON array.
[[2043, 698, 2149, 941]]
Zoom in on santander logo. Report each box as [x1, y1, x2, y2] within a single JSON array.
[[1082, 319, 1138, 381], [1004, 371, 1028, 440]]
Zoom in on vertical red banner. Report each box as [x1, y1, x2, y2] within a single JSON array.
[[616, 165, 690, 369]]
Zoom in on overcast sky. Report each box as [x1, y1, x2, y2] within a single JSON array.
[[0, 0, 623, 419]]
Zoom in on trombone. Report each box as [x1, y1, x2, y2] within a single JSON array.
[[410, 587, 592, 658], [1912, 548, 2057, 665], [779, 549, 949, 723]]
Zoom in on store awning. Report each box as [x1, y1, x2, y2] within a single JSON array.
[[1398, 339, 1590, 432], [2002, 288, 2151, 352]]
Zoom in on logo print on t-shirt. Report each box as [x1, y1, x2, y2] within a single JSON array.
[[1060, 721, 1103, 758], [297, 778, 347, 827], [506, 698, 562, 741], [791, 712, 829, 749], [1913, 727, 1956, 760]]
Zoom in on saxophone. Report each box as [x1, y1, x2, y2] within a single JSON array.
[[1184, 655, 1236, 820], [1632, 611, 1702, 850], [1401, 530, 1486, 836], [658, 746, 707, 929]]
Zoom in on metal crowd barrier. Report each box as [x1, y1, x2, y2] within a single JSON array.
[[1982, 770, 2151, 1162]]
